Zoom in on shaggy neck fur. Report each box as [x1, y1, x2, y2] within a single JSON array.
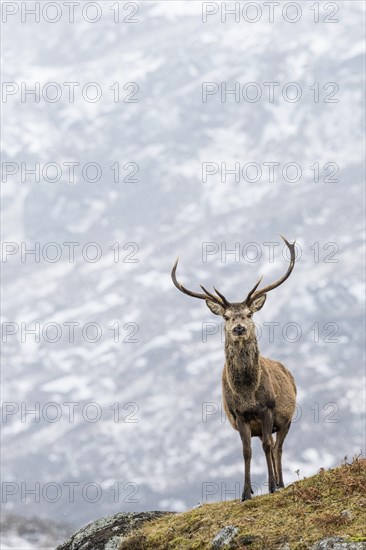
[[224, 336, 261, 395]]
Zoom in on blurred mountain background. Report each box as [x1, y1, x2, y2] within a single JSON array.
[[1, 1, 365, 547]]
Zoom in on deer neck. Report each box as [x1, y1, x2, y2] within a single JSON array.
[[224, 336, 261, 395]]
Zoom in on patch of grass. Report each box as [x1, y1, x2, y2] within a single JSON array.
[[119, 455, 366, 550]]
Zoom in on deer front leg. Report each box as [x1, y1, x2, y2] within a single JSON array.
[[237, 416, 252, 501], [261, 410, 277, 493]]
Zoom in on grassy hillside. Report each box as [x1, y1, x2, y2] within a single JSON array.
[[119, 456, 366, 550]]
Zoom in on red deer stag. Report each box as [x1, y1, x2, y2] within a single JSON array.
[[171, 236, 297, 500]]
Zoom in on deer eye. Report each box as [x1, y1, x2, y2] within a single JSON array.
[[223, 315, 230, 321], [247, 312, 253, 318]]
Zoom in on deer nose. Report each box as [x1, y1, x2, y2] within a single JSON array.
[[233, 325, 246, 335]]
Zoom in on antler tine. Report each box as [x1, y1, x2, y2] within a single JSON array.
[[171, 258, 225, 306], [245, 235, 296, 306], [243, 275, 263, 305], [199, 284, 222, 304], [213, 286, 230, 306]]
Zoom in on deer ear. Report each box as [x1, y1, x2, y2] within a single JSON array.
[[205, 300, 225, 316], [250, 294, 266, 313]]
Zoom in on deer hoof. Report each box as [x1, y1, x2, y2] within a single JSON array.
[[241, 491, 252, 501]]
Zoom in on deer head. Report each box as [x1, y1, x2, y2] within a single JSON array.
[[171, 235, 296, 342]]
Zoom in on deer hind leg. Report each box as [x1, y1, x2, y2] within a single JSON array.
[[269, 434, 278, 486], [274, 421, 291, 488], [261, 411, 277, 493], [259, 434, 278, 488]]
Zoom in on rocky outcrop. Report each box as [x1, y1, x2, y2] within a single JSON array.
[[55, 511, 173, 550], [310, 538, 366, 550], [211, 525, 239, 548]]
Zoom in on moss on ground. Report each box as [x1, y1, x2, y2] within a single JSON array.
[[119, 456, 366, 550]]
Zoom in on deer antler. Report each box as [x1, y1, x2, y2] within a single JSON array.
[[171, 258, 229, 307], [244, 235, 296, 306]]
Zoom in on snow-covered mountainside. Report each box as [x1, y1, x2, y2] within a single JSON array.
[[0, 513, 71, 549], [1, 0, 365, 537]]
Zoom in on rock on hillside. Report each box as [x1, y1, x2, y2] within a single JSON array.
[[55, 511, 173, 550]]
